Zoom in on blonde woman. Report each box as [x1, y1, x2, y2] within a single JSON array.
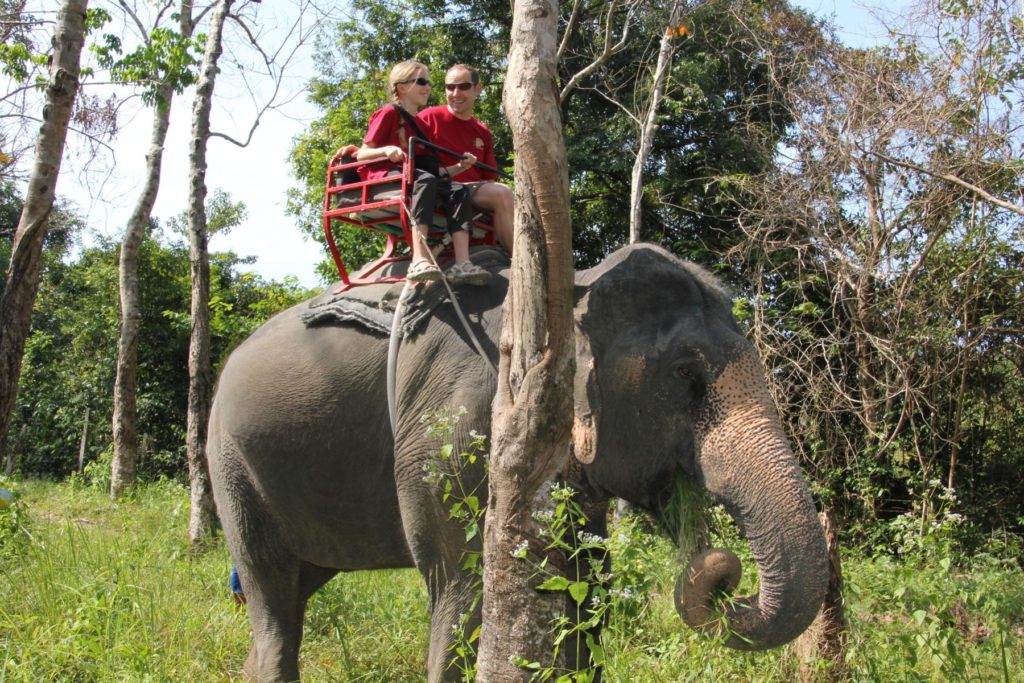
[[356, 60, 489, 285]]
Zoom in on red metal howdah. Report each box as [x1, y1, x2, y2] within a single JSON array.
[[321, 138, 496, 293]]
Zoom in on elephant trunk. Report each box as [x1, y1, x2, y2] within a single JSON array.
[[675, 353, 828, 650]]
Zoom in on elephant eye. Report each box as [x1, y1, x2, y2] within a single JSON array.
[[675, 365, 705, 401]]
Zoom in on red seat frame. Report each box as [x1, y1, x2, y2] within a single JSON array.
[[321, 138, 495, 293]]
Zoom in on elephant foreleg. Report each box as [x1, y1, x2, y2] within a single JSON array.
[[425, 571, 482, 682]]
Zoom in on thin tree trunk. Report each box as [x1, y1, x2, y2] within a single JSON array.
[[478, 0, 576, 679], [111, 2, 195, 499], [0, 0, 87, 460], [3, 424, 25, 476], [185, 0, 232, 548], [629, 1, 681, 244], [77, 405, 90, 473]]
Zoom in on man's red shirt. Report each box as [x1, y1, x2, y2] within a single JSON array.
[[417, 105, 498, 182]]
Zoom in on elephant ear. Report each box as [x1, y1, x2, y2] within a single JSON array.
[[572, 289, 599, 464]]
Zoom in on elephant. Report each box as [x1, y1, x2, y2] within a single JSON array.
[[207, 243, 828, 682]]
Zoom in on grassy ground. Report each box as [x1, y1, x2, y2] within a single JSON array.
[[0, 479, 1020, 681]]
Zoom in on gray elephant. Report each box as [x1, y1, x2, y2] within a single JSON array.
[[207, 243, 828, 682]]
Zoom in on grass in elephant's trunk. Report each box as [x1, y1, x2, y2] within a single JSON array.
[[657, 473, 712, 566]]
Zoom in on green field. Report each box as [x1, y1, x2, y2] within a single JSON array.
[[1, 480, 1020, 682]]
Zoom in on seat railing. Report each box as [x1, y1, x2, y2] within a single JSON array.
[[321, 138, 499, 292]]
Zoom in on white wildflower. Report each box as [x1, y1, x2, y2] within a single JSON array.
[[577, 531, 606, 545]]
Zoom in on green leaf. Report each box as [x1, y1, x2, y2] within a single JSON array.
[[568, 581, 589, 605], [536, 576, 571, 592]]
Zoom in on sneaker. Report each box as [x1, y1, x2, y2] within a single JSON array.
[[445, 260, 491, 286], [407, 258, 442, 283]]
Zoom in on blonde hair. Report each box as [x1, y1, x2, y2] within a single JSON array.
[[388, 60, 429, 101]]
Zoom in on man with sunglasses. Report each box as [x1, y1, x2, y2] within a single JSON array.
[[417, 64, 514, 254]]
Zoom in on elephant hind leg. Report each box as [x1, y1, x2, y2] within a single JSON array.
[[241, 560, 339, 682], [299, 562, 339, 602], [242, 559, 303, 682]]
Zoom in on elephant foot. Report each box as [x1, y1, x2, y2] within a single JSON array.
[[244, 643, 300, 683]]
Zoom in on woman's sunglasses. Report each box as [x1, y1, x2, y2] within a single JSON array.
[[403, 77, 431, 87], [445, 82, 474, 92]]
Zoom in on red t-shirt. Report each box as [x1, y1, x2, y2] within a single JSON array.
[[417, 105, 498, 182], [359, 105, 426, 180]]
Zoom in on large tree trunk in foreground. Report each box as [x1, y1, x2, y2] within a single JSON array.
[[111, 2, 195, 498], [185, 0, 232, 547], [477, 0, 576, 679], [0, 0, 87, 461]]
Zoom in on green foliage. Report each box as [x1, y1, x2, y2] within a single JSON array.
[[7, 198, 312, 480], [522, 483, 612, 681], [90, 21, 203, 106], [420, 406, 488, 680], [71, 446, 113, 493], [0, 477, 31, 564]]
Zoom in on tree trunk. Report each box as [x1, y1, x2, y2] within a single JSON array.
[[0, 0, 87, 461], [3, 424, 25, 476], [185, 0, 232, 548], [629, 1, 681, 244], [77, 405, 90, 473], [111, 2, 195, 499], [477, 0, 576, 679], [791, 508, 848, 681]]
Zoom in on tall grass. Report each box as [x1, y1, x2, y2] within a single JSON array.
[[1, 480, 1020, 681]]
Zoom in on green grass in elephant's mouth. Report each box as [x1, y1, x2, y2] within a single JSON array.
[[657, 472, 712, 563]]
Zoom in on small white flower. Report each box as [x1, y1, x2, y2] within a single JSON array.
[[577, 531, 606, 545], [511, 540, 529, 559]]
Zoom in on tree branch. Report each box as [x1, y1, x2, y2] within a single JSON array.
[[558, 0, 639, 105], [861, 147, 1024, 218], [556, 0, 584, 61]]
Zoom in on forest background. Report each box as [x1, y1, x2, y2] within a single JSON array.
[[1, 0, 1021, 588]]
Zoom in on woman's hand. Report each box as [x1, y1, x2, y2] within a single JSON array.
[[383, 146, 405, 162], [460, 153, 477, 170]]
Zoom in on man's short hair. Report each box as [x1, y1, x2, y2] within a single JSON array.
[[447, 64, 480, 85]]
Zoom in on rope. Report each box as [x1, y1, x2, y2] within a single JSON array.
[[385, 195, 498, 437], [386, 280, 414, 435]]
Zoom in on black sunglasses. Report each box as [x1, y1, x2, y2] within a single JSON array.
[[403, 77, 431, 87], [445, 82, 474, 92]]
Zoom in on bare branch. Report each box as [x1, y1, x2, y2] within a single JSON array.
[[860, 147, 1024, 218], [556, 0, 585, 61], [559, 0, 639, 105]]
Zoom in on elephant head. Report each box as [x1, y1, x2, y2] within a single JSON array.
[[573, 244, 827, 650]]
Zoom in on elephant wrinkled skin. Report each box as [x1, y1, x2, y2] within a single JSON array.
[[207, 244, 828, 682]]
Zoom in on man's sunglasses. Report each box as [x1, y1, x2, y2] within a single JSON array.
[[403, 77, 431, 87], [445, 82, 474, 92]]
